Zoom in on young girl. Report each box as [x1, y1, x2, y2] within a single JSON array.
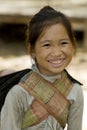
[[1, 6, 84, 130]]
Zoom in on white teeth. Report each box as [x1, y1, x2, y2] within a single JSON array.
[[52, 60, 61, 64], [57, 61, 61, 64]]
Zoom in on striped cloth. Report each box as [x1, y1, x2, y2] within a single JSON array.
[[19, 71, 73, 129]]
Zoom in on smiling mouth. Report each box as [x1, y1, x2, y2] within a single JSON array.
[[48, 58, 65, 67]]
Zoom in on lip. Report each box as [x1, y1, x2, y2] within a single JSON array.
[[48, 58, 65, 67]]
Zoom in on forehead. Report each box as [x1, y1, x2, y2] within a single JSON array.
[[38, 23, 69, 41]]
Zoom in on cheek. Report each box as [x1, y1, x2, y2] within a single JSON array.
[[35, 49, 45, 60], [70, 46, 75, 56], [35, 47, 49, 57], [65, 45, 75, 56]]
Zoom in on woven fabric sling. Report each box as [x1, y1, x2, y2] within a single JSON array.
[[19, 70, 73, 129]]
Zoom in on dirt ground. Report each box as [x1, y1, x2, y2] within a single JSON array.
[[0, 42, 87, 130]]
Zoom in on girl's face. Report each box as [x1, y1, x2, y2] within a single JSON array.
[[32, 23, 75, 76]]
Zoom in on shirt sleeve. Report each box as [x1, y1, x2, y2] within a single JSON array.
[[1, 85, 31, 130], [67, 83, 84, 130]]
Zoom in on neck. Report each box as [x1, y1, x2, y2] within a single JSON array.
[[32, 63, 61, 83]]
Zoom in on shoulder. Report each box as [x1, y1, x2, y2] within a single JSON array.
[[6, 84, 34, 107], [65, 69, 84, 102], [8, 84, 33, 98], [73, 83, 83, 96], [64, 69, 82, 85], [8, 84, 29, 97], [68, 82, 84, 105]]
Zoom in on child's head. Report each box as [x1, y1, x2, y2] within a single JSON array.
[[27, 6, 76, 52], [26, 6, 76, 75]]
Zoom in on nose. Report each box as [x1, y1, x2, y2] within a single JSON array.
[[51, 46, 62, 56]]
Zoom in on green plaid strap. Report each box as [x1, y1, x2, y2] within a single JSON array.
[[22, 100, 49, 128]]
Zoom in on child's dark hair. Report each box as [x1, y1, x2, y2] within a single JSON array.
[[27, 6, 76, 49]]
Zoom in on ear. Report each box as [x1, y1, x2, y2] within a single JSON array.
[[27, 43, 32, 55], [27, 43, 36, 58], [31, 53, 36, 59], [72, 47, 76, 56]]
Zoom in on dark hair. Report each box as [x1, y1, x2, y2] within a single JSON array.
[[27, 6, 76, 49]]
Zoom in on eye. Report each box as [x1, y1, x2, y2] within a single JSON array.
[[61, 41, 69, 45], [60, 41, 70, 47], [42, 41, 51, 47], [43, 43, 50, 47]]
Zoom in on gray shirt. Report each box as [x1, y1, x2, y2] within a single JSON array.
[[0, 65, 84, 130], [1, 82, 83, 130]]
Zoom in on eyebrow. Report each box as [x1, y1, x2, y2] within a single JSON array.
[[59, 37, 70, 41], [39, 37, 70, 45], [58, 38, 71, 43], [40, 40, 51, 44]]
